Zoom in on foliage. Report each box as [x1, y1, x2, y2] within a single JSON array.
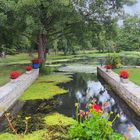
[[19, 74, 72, 100], [39, 65, 52, 75], [116, 15, 140, 52], [68, 110, 125, 140], [0, 0, 136, 57], [106, 53, 121, 68]]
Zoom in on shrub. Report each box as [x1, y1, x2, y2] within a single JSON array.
[[119, 70, 129, 79], [106, 53, 121, 69], [68, 103, 125, 140], [40, 65, 52, 75], [10, 71, 20, 79]]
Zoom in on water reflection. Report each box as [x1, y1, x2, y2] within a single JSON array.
[[74, 78, 140, 140]]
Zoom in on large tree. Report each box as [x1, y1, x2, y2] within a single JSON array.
[[0, 0, 136, 59]]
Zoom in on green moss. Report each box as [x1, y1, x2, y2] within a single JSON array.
[[20, 74, 72, 101], [44, 112, 77, 126], [0, 130, 47, 140]]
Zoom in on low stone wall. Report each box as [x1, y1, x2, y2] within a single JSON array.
[[0, 69, 39, 116], [97, 67, 140, 116]]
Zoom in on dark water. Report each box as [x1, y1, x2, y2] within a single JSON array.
[[0, 73, 140, 139]]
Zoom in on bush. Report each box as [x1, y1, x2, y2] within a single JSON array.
[[40, 64, 52, 75], [68, 110, 125, 140], [106, 53, 121, 68]]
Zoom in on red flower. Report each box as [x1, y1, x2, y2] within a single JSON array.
[[32, 58, 43, 64], [91, 104, 101, 112], [119, 70, 129, 79], [25, 65, 32, 71], [10, 71, 20, 79], [104, 65, 112, 69]]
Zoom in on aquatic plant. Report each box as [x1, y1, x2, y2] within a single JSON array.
[[20, 74, 72, 100], [4, 113, 31, 139]]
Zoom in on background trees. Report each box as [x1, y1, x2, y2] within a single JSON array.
[[0, 0, 138, 59]]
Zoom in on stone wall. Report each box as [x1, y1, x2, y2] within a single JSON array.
[[97, 67, 140, 116], [0, 69, 39, 116]]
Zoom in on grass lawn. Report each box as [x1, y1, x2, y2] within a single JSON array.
[[0, 65, 25, 86], [0, 53, 36, 65], [114, 68, 140, 86]]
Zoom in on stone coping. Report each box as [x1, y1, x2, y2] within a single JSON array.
[[0, 69, 39, 116], [97, 67, 140, 116]]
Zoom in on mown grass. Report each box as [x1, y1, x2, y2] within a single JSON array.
[[19, 73, 72, 100], [0, 65, 25, 86], [114, 68, 140, 86], [0, 53, 36, 65]]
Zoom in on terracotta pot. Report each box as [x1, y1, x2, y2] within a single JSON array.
[[120, 78, 129, 84]]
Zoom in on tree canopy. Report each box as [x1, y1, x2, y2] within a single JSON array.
[[0, 0, 137, 57]]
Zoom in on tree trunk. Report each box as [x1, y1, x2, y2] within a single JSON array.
[[37, 34, 47, 63]]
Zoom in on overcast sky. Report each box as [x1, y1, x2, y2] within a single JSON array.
[[124, 0, 140, 15]]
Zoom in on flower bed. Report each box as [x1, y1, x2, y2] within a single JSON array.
[[10, 71, 20, 79], [119, 70, 129, 83], [104, 64, 112, 72], [68, 101, 125, 140]]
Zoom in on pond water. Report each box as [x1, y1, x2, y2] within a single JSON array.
[[0, 72, 140, 140]]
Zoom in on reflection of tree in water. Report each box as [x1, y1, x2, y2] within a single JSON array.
[[72, 73, 97, 94]]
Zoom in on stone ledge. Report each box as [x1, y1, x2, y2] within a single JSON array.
[[0, 69, 39, 116], [97, 67, 140, 116]]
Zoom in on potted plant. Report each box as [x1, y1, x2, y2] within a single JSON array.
[[10, 71, 20, 82], [119, 70, 129, 83], [32, 58, 40, 69], [105, 64, 112, 72], [25, 65, 32, 74]]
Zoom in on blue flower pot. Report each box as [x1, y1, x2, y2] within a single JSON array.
[[32, 63, 39, 69]]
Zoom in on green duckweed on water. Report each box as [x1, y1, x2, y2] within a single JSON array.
[[44, 112, 77, 126], [0, 130, 47, 140], [19, 73, 72, 101], [0, 112, 76, 140]]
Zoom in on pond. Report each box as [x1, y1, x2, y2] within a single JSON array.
[[0, 72, 140, 140]]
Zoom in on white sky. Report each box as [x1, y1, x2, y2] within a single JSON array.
[[124, 0, 140, 15]]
